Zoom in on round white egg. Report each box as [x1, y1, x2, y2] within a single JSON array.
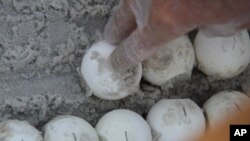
[[81, 41, 142, 100], [143, 35, 195, 86], [194, 30, 250, 79], [147, 99, 206, 141], [96, 109, 152, 141], [43, 115, 99, 141], [203, 90, 250, 130], [0, 120, 42, 141]]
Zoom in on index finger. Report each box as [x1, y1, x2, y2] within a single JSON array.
[[104, 0, 137, 45]]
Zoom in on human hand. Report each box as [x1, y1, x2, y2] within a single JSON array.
[[104, 0, 250, 71]]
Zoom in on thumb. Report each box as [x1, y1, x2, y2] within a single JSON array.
[[199, 23, 240, 37]]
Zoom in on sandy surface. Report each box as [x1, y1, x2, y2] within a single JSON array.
[[0, 0, 249, 129]]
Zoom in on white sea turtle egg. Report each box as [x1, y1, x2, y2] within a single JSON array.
[[81, 41, 142, 100], [203, 90, 250, 130], [96, 109, 152, 141], [143, 35, 195, 86], [147, 99, 206, 141], [43, 115, 99, 141], [194, 30, 250, 79], [0, 120, 42, 141]]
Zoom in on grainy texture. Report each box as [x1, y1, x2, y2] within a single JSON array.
[[0, 0, 249, 130]]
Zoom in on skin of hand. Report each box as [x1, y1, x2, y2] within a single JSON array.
[[198, 103, 250, 141], [104, 0, 250, 71]]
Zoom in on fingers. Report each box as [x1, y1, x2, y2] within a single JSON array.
[[108, 25, 179, 71], [108, 29, 150, 71], [106, 0, 197, 71], [108, 7, 198, 72], [104, 0, 137, 45], [199, 17, 250, 37], [199, 22, 239, 37], [237, 16, 250, 30]]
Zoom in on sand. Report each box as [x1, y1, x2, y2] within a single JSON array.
[[0, 0, 249, 129]]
